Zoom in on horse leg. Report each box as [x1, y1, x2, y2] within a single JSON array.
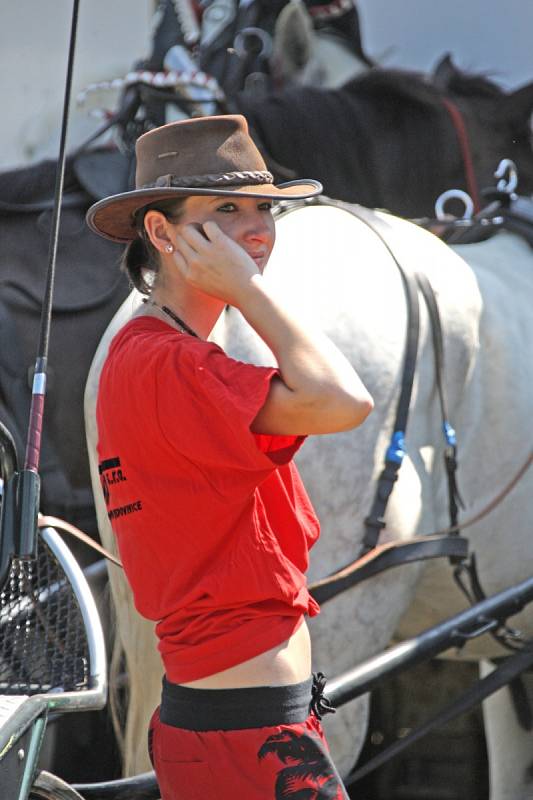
[[481, 659, 533, 800]]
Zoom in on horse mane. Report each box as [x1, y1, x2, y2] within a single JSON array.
[[363, 68, 448, 113], [440, 70, 504, 98], [344, 62, 504, 103], [432, 54, 505, 99]]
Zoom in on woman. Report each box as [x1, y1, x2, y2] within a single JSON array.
[[87, 114, 373, 799]]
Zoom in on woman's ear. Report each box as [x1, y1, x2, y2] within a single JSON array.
[[143, 210, 173, 253]]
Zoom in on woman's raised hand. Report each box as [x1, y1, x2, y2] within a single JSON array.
[[172, 221, 260, 307]]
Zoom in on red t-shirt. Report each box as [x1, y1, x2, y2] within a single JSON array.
[[96, 317, 320, 683]]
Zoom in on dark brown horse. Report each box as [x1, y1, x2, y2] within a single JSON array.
[[235, 56, 533, 218]]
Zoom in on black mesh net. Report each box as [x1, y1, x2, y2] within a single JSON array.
[[0, 535, 90, 694]]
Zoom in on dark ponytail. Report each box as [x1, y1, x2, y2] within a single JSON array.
[[122, 236, 156, 295], [120, 198, 186, 295]]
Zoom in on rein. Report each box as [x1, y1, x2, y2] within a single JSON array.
[[301, 197, 469, 598], [441, 97, 482, 214], [309, 451, 533, 602], [38, 514, 122, 568]]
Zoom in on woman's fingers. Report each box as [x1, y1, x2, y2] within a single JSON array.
[[173, 226, 215, 288], [202, 220, 222, 241], [179, 223, 212, 250], [174, 232, 198, 263], [171, 220, 257, 302], [175, 222, 233, 274]]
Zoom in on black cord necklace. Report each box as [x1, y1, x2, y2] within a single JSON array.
[[144, 299, 200, 338]]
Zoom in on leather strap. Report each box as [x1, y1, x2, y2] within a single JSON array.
[[361, 264, 420, 554], [416, 272, 464, 532], [37, 514, 123, 568], [441, 97, 481, 213], [309, 535, 469, 604], [311, 199, 423, 556]]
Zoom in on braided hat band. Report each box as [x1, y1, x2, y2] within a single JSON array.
[[150, 170, 274, 190]]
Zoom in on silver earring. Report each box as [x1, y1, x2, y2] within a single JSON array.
[[165, 243, 174, 253]]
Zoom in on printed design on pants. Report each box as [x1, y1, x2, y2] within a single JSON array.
[[258, 728, 344, 799]]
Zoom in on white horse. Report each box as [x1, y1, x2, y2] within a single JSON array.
[[270, 0, 372, 89], [84, 201, 533, 797]]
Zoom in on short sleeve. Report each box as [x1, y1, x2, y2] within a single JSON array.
[[155, 339, 302, 478], [253, 432, 306, 465]]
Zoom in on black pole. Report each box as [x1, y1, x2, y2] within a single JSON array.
[[326, 575, 533, 707], [14, 0, 81, 561], [25, 0, 80, 473], [346, 645, 533, 784]]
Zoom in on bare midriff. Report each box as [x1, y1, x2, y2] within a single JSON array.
[[181, 618, 312, 689]]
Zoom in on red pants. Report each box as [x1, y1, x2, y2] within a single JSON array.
[[148, 676, 349, 799]]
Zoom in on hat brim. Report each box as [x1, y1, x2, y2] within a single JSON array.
[[86, 179, 323, 243]]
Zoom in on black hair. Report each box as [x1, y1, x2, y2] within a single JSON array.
[[121, 197, 186, 295]]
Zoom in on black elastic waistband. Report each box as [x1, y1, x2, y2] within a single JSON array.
[[160, 675, 314, 731]]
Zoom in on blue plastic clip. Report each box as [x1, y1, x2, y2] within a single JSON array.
[[386, 431, 406, 464], [442, 421, 457, 448]]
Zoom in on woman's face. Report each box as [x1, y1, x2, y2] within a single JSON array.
[[174, 195, 276, 272]]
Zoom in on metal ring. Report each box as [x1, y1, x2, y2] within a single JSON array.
[[494, 158, 518, 194], [233, 27, 273, 60], [435, 189, 474, 221]]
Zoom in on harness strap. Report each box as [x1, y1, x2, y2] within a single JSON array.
[[454, 553, 528, 653], [441, 97, 482, 213], [37, 514, 123, 568], [309, 535, 469, 604], [361, 263, 418, 551], [319, 202, 422, 555], [416, 272, 465, 532], [307, 449, 532, 606], [343, 209, 465, 554], [0, 193, 89, 213]]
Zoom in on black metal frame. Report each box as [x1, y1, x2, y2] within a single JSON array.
[[0, 527, 107, 800], [68, 575, 533, 799]]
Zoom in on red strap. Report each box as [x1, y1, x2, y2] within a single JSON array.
[[307, 0, 354, 19], [191, 1, 203, 20], [441, 97, 482, 213]]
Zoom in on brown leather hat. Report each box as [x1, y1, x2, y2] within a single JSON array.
[[86, 115, 322, 243]]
